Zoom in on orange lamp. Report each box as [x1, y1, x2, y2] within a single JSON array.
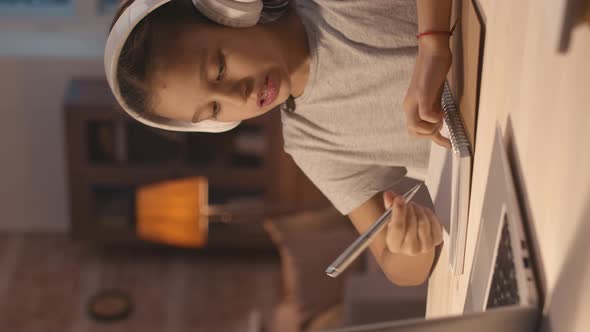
[[135, 177, 209, 248]]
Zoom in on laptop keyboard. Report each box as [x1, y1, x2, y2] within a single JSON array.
[[486, 221, 520, 309]]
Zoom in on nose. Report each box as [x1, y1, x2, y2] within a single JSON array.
[[211, 78, 254, 107]]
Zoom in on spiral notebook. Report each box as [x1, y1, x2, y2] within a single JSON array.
[[426, 81, 473, 275]]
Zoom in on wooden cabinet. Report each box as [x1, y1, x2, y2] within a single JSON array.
[[64, 79, 329, 249]]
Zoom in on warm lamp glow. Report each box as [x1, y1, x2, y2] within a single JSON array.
[[136, 177, 208, 248]]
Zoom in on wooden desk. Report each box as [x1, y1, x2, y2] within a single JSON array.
[[426, 0, 590, 327]]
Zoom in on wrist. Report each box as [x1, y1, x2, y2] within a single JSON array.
[[418, 34, 452, 58], [380, 249, 435, 286]]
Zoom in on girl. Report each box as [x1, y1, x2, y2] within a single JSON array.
[[106, 0, 453, 286]]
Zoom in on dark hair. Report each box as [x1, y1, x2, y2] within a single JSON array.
[[110, 0, 211, 115]]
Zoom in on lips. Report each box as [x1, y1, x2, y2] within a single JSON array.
[[258, 75, 278, 108]]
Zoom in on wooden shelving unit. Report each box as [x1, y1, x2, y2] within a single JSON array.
[[63, 79, 330, 249]]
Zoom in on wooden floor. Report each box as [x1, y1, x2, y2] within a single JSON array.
[[0, 233, 282, 332]]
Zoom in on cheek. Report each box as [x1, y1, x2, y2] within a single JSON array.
[[250, 43, 279, 62], [231, 34, 281, 66], [236, 51, 278, 71]]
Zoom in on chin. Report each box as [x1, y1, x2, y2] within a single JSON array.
[[277, 93, 290, 106]]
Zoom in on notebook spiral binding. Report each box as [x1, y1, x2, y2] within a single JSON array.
[[441, 81, 472, 157]]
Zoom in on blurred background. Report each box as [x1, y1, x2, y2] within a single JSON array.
[[0, 0, 428, 331]]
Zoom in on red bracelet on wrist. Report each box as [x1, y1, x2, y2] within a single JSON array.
[[416, 30, 451, 39], [416, 18, 459, 39]]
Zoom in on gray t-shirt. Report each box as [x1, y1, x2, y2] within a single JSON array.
[[282, 0, 431, 215]]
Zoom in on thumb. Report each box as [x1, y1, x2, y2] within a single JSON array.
[[383, 191, 395, 208], [431, 131, 452, 149]]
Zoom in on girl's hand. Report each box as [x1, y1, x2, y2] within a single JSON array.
[[383, 191, 443, 256], [403, 35, 453, 149]]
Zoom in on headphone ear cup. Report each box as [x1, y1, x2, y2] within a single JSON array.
[[192, 0, 263, 27]]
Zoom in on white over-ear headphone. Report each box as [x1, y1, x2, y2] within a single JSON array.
[[104, 0, 264, 133]]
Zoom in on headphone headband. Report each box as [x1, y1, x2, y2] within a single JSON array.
[[192, 0, 263, 28]]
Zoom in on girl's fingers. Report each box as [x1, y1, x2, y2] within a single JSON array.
[[425, 208, 444, 245], [406, 112, 442, 136], [383, 191, 398, 208], [386, 196, 406, 253], [416, 205, 433, 252], [402, 203, 420, 255], [431, 131, 452, 149], [417, 98, 444, 124]]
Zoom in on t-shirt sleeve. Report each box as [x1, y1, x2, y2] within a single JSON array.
[[289, 150, 407, 215]]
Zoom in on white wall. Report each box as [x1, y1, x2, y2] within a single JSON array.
[[0, 0, 113, 231]]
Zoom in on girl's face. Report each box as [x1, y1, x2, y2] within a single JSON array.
[[149, 22, 293, 124]]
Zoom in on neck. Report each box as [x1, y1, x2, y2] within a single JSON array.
[[268, 8, 310, 98]]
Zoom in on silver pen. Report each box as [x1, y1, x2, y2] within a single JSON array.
[[325, 183, 423, 278]]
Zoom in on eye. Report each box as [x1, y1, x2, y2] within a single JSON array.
[[216, 51, 226, 81], [212, 102, 220, 120], [210, 51, 225, 120]]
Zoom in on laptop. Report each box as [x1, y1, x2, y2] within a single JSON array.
[[463, 126, 540, 312], [322, 127, 541, 332]]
